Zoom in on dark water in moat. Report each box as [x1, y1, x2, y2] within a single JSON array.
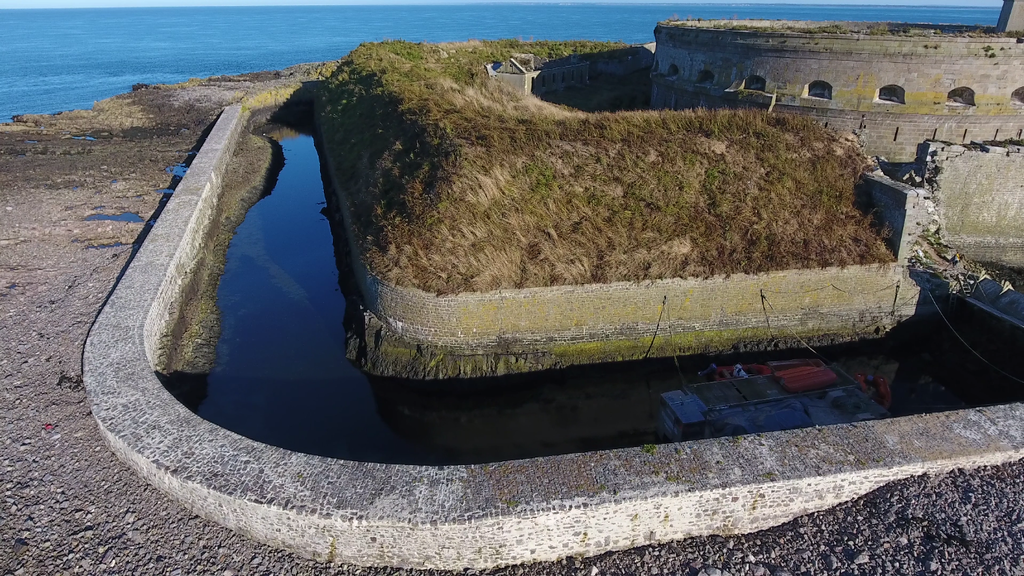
[[188, 131, 1020, 466], [196, 134, 429, 463], [0, 4, 1004, 122]]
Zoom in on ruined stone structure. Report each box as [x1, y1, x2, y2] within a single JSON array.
[[918, 141, 1024, 267], [651, 16, 1024, 161], [489, 53, 589, 96]]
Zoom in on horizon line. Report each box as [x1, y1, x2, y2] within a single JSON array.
[[0, 2, 1005, 9]]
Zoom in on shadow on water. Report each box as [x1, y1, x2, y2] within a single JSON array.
[[159, 113, 1024, 466]]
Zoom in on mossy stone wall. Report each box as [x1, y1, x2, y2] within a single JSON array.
[[652, 24, 1024, 161], [924, 142, 1024, 266]]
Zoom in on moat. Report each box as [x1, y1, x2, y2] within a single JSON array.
[[165, 126, 1024, 466]]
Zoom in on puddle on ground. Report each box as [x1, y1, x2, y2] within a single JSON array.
[[71, 135, 96, 141], [86, 212, 144, 223], [166, 163, 188, 178], [155, 188, 175, 195]]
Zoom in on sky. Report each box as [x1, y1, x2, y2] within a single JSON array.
[[0, 0, 1006, 8]]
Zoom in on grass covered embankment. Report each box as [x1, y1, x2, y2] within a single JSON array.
[[318, 40, 892, 294]]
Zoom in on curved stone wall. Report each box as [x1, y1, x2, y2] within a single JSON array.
[[652, 21, 1024, 160], [84, 104, 1024, 570]]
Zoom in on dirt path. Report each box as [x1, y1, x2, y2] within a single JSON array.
[[3, 73, 1024, 576]]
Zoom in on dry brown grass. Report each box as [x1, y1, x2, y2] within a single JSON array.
[[318, 40, 892, 294]]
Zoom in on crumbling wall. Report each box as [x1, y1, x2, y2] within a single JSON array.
[[860, 174, 934, 262], [920, 141, 1024, 266]]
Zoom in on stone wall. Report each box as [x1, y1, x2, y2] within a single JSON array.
[[361, 265, 919, 353], [920, 141, 1024, 266], [589, 43, 656, 77], [143, 105, 244, 373], [84, 103, 1024, 570], [861, 173, 933, 262], [651, 22, 1024, 161]]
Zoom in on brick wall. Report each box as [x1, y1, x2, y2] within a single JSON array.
[[922, 142, 1024, 266]]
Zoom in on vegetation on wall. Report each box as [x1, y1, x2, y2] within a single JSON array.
[[318, 39, 892, 294], [661, 19, 1024, 38]]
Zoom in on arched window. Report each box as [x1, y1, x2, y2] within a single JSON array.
[[560, 71, 565, 84], [807, 80, 833, 100], [667, 64, 680, 77], [877, 85, 906, 104], [1013, 87, 1024, 105], [696, 70, 715, 85], [744, 75, 767, 92], [947, 87, 976, 106]]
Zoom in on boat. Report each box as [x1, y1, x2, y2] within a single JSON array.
[[658, 360, 889, 442]]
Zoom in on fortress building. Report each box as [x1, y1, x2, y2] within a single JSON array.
[[651, 0, 1024, 161], [488, 53, 589, 96]]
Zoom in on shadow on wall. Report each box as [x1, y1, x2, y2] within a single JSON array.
[[538, 46, 654, 113]]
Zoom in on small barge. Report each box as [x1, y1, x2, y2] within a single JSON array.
[[658, 360, 890, 442]]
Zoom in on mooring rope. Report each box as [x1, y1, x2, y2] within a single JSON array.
[[643, 295, 668, 359], [760, 293, 832, 364], [926, 290, 1024, 386], [662, 298, 688, 388]]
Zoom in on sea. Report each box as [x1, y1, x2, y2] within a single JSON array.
[[0, 4, 1004, 123]]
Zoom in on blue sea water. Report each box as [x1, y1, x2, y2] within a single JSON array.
[[0, 4, 1003, 122]]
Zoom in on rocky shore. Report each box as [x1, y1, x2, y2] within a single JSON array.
[[3, 70, 1024, 575]]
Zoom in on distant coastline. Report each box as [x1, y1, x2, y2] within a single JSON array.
[[0, 4, 1001, 122]]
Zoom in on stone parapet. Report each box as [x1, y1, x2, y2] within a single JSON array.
[[919, 140, 1024, 266], [143, 105, 244, 373], [362, 265, 918, 353]]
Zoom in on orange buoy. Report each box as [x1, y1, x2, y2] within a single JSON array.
[[855, 372, 892, 410]]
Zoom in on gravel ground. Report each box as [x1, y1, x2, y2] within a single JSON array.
[[4, 74, 1024, 576]]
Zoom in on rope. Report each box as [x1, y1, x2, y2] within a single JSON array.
[[926, 290, 1024, 386], [759, 289, 774, 339], [644, 295, 667, 359], [760, 282, 896, 296], [760, 294, 832, 364], [663, 297, 688, 388]]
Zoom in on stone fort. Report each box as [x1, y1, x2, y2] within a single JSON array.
[[650, 0, 1024, 161]]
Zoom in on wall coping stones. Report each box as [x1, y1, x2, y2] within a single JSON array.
[[84, 105, 1024, 570]]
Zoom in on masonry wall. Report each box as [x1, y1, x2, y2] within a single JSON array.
[[861, 173, 933, 262], [361, 264, 919, 353], [144, 105, 244, 373], [651, 22, 1024, 161], [589, 43, 655, 76], [532, 63, 589, 95], [921, 141, 1024, 266]]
